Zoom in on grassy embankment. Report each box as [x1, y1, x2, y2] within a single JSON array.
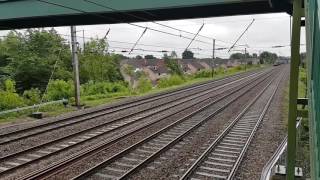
[[0, 64, 264, 125]]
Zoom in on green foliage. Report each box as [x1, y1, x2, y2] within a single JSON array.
[[4, 79, 16, 93], [123, 64, 134, 77], [229, 52, 252, 59], [84, 38, 108, 54], [259, 51, 278, 64], [230, 53, 245, 59], [0, 80, 25, 110], [23, 88, 41, 105], [46, 80, 74, 101], [170, 51, 178, 59], [82, 81, 128, 96], [144, 55, 156, 59], [14, 56, 52, 92], [158, 75, 185, 88], [136, 55, 143, 59], [0, 29, 71, 92], [182, 50, 194, 59], [0, 91, 25, 110], [80, 39, 123, 83], [164, 59, 183, 75], [194, 70, 211, 78], [136, 77, 153, 93]]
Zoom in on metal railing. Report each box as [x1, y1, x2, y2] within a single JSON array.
[[0, 99, 68, 116], [260, 117, 302, 180]]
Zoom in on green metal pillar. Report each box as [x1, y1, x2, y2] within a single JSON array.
[[286, 0, 303, 179]]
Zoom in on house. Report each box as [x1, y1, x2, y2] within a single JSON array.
[[120, 57, 248, 87], [179, 59, 211, 74], [120, 59, 169, 86]]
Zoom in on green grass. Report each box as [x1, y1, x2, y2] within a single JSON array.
[[0, 64, 264, 126]]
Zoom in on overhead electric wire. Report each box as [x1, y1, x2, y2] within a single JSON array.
[[83, 0, 230, 44], [36, 0, 211, 45], [108, 45, 228, 54]]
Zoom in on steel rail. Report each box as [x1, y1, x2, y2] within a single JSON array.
[[0, 70, 263, 143], [179, 68, 285, 180], [14, 68, 276, 180], [0, 69, 271, 176], [0, 70, 268, 147], [117, 68, 284, 180], [0, 70, 259, 134], [227, 69, 284, 180], [70, 69, 280, 180]]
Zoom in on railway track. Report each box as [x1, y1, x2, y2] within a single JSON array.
[[1, 68, 281, 180], [58, 68, 282, 180], [179, 68, 285, 180], [0, 68, 275, 180], [0, 70, 265, 146]]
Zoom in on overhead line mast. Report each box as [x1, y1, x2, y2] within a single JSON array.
[[184, 23, 205, 51], [228, 19, 255, 52]]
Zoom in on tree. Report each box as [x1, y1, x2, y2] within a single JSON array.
[[164, 58, 183, 76], [182, 50, 194, 59], [0, 29, 71, 92], [80, 39, 123, 83], [163, 53, 169, 60], [170, 51, 178, 59], [252, 53, 258, 58], [136, 55, 143, 59], [230, 52, 252, 59], [259, 51, 278, 64], [144, 55, 156, 59], [230, 53, 244, 59]]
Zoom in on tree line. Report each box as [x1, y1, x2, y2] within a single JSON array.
[[0, 28, 284, 111], [0, 29, 125, 110]]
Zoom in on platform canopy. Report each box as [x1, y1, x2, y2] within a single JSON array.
[[0, 0, 292, 30]]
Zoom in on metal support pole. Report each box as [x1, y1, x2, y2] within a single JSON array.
[[244, 48, 247, 71], [71, 26, 81, 108], [286, 0, 302, 179], [212, 39, 216, 78], [82, 29, 85, 52]]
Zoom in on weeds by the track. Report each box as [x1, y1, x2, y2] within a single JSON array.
[[0, 65, 264, 125]]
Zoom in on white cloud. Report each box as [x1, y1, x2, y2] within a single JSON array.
[[0, 13, 306, 59]]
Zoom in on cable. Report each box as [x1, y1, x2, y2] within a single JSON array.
[[83, 0, 227, 43], [36, 0, 211, 45], [37, 48, 62, 112]]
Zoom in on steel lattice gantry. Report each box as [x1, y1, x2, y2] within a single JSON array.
[[305, 0, 320, 179], [0, 0, 319, 179]]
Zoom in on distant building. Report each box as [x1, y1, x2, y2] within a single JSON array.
[[120, 58, 250, 86]]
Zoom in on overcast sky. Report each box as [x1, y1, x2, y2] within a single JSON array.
[[1, 12, 306, 59]]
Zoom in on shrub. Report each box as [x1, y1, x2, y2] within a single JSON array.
[[158, 75, 185, 88], [215, 67, 226, 74], [194, 70, 211, 78], [235, 65, 244, 71], [46, 80, 74, 101], [4, 79, 16, 93], [136, 77, 153, 93], [0, 79, 25, 110], [82, 81, 128, 96], [0, 91, 25, 110], [23, 88, 41, 105]]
